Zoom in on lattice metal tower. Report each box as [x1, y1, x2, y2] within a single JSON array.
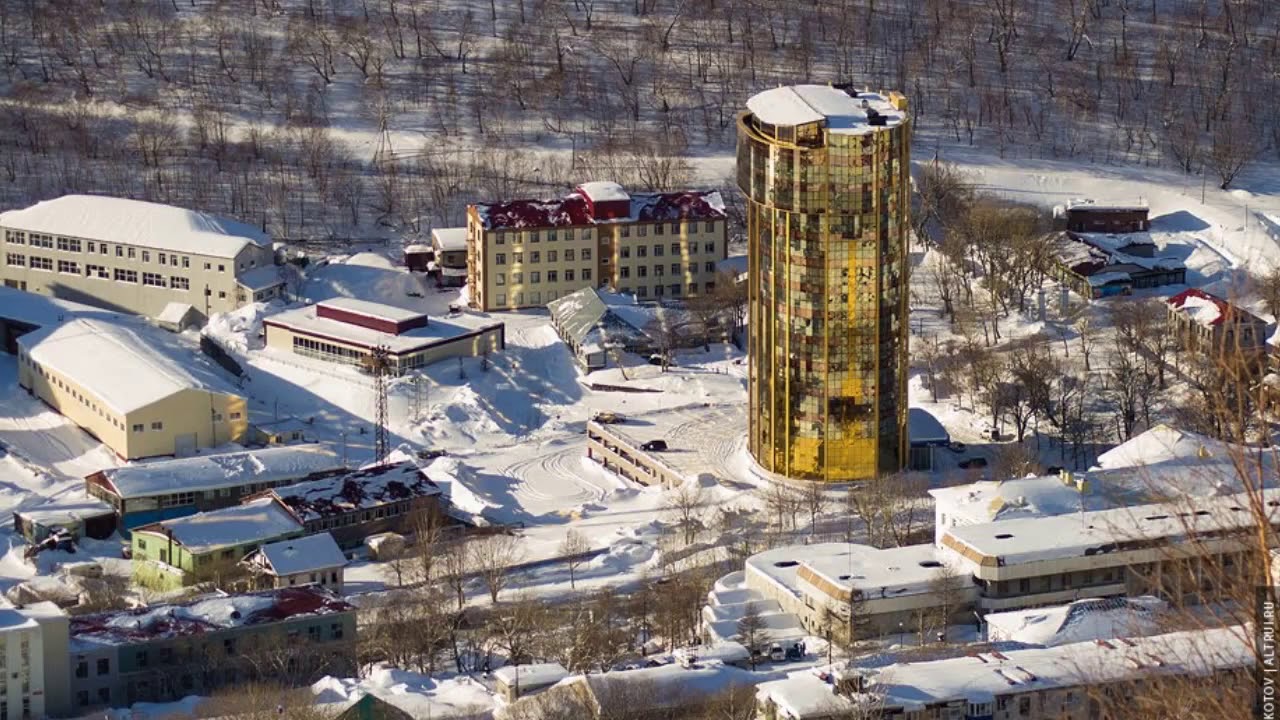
[[365, 345, 392, 467]]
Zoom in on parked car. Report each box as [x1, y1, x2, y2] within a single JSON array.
[[416, 449, 448, 461], [947, 441, 966, 453], [648, 354, 676, 367], [959, 457, 988, 470], [641, 439, 669, 452], [768, 643, 786, 662], [593, 412, 626, 425], [1045, 465, 1064, 475]]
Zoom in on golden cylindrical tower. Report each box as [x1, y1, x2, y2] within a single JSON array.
[[737, 85, 911, 482]]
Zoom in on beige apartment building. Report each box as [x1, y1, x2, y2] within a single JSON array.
[[17, 318, 248, 459], [467, 181, 728, 311], [0, 195, 283, 320]]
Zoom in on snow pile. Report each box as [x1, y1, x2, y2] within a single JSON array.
[[1176, 293, 1223, 326], [311, 664, 495, 718], [302, 252, 432, 310], [106, 594, 277, 632], [425, 457, 501, 524], [205, 302, 279, 351]]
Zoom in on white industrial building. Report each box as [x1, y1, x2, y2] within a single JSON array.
[[0, 195, 283, 320], [16, 318, 248, 459]]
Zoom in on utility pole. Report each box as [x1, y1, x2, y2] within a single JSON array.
[[363, 346, 392, 467]]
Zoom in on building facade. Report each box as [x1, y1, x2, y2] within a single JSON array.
[[467, 182, 727, 311], [738, 85, 911, 482], [16, 318, 248, 460], [0, 195, 282, 320], [0, 603, 70, 720]]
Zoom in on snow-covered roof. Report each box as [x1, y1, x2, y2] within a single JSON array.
[[318, 297, 425, 324], [907, 408, 949, 444], [247, 532, 346, 577], [156, 302, 197, 325], [0, 195, 270, 259], [472, 189, 725, 230], [745, 85, 905, 133], [1049, 231, 1184, 277], [930, 424, 1273, 528], [985, 596, 1166, 647], [236, 265, 284, 291], [264, 304, 498, 354], [547, 287, 653, 347], [13, 496, 114, 525], [1065, 198, 1149, 212], [942, 488, 1280, 568], [1085, 271, 1131, 287], [576, 181, 630, 203], [69, 586, 352, 649], [429, 227, 468, 252], [1167, 288, 1262, 327], [576, 662, 758, 712], [0, 285, 116, 326], [271, 460, 440, 523], [92, 444, 344, 500], [18, 318, 242, 415], [135, 496, 303, 554], [492, 663, 569, 688], [403, 243, 433, 254], [758, 625, 1250, 717], [746, 543, 957, 599]]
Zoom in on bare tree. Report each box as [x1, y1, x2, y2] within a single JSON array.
[[471, 532, 525, 603], [558, 528, 590, 590], [735, 601, 765, 668], [665, 480, 706, 546]]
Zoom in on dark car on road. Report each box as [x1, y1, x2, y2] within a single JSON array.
[[641, 439, 669, 452], [959, 457, 988, 470]]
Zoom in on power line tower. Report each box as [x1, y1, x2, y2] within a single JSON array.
[[363, 345, 392, 467]]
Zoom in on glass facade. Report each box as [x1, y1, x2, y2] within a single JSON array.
[[738, 95, 910, 482]]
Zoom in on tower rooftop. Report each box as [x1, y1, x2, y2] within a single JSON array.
[[746, 85, 905, 133]]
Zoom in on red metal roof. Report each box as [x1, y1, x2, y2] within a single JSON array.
[[473, 187, 726, 230], [1165, 288, 1260, 327]]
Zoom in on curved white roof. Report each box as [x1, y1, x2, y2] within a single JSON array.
[[0, 195, 270, 259], [746, 85, 904, 133]]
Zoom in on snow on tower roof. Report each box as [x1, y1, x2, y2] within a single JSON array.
[[17, 318, 241, 415], [134, 496, 303, 554], [247, 532, 347, 577], [0, 195, 270, 259], [746, 85, 905, 133], [92, 445, 344, 500]]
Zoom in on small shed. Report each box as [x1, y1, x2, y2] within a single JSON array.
[[248, 417, 311, 445], [493, 662, 569, 702], [155, 302, 203, 333], [404, 244, 434, 272], [12, 497, 117, 543], [242, 531, 347, 593]]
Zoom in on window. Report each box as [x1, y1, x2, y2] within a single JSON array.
[[136, 650, 148, 668], [655, 223, 665, 236], [75, 661, 88, 679], [669, 284, 681, 296], [132, 424, 144, 432], [494, 232, 505, 245], [637, 246, 648, 258], [582, 269, 592, 281], [638, 225, 648, 237], [620, 247, 630, 259], [57, 260, 79, 274], [141, 251, 150, 262], [705, 262, 715, 273], [564, 269, 574, 281], [218, 291, 226, 299], [655, 284, 664, 296], [638, 266, 647, 277], [620, 267, 630, 278], [513, 252, 523, 264], [127, 247, 135, 259], [565, 248, 575, 261], [547, 250, 557, 262], [170, 276, 190, 290], [530, 271, 540, 284], [530, 251, 540, 263], [142, 272, 165, 287], [181, 256, 189, 268], [495, 273, 505, 286], [621, 226, 631, 238], [331, 622, 345, 640], [204, 262, 211, 270], [495, 253, 506, 265], [637, 286, 647, 297], [213, 412, 224, 422], [217, 264, 225, 272], [705, 221, 715, 233], [150, 421, 163, 430], [704, 242, 716, 253], [97, 658, 110, 675], [581, 248, 592, 260], [86, 264, 109, 279], [654, 244, 664, 257], [5, 254, 24, 267], [114, 268, 138, 283], [3, 230, 25, 244], [56, 237, 81, 252], [29, 256, 52, 271], [655, 264, 664, 276], [496, 294, 506, 306], [29, 234, 52, 248], [158, 253, 166, 265], [547, 270, 558, 282], [669, 243, 679, 255], [547, 230, 557, 241], [671, 263, 680, 275], [512, 272, 523, 284]]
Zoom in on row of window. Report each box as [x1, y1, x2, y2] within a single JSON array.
[[4, 230, 211, 270], [615, 283, 710, 299], [494, 247, 594, 266], [309, 501, 413, 531], [490, 221, 720, 245], [619, 241, 718, 258], [20, 353, 126, 430], [495, 268, 593, 286], [7, 253, 198, 291], [616, 262, 717, 279], [292, 336, 366, 366]]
